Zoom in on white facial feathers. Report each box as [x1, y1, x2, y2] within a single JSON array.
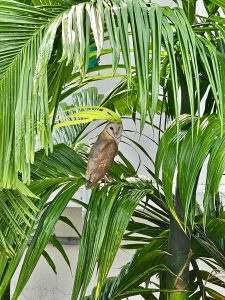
[[105, 122, 123, 144]]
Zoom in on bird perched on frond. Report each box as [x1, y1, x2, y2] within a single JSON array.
[[85, 122, 123, 189]]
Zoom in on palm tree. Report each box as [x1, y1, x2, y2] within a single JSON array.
[[1, 0, 225, 299]]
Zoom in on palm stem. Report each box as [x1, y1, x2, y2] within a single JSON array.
[[166, 188, 192, 300], [2, 282, 10, 300]]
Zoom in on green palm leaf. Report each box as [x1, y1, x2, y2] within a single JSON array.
[[0, 1, 58, 189], [0, 143, 86, 298], [72, 179, 153, 300], [52, 87, 103, 146], [12, 179, 84, 300], [156, 115, 225, 227], [0, 187, 39, 261], [85, 235, 167, 300]]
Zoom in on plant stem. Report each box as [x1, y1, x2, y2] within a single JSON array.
[[166, 188, 192, 300], [2, 282, 10, 300]]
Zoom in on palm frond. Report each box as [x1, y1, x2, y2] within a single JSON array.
[[12, 179, 84, 300], [52, 87, 103, 146], [209, 0, 225, 9], [72, 179, 153, 300], [85, 235, 167, 300], [0, 143, 86, 298], [155, 115, 225, 227], [0, 187, 39, 262], [0, 1, 62, 189]]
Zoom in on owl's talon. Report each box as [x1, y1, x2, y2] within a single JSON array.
[[99, 175, 113, 184], [104, 175, 113, 183]]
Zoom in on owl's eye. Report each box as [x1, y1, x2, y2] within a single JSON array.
[[109, 127, 113, 130]]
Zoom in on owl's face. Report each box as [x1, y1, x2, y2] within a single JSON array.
[[105, 122, 123, 143]]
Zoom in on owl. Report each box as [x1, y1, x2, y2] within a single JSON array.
[[85, 122, 123, 189]]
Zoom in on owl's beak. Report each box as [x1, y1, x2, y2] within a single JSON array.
[[114, 130, 120, 139]]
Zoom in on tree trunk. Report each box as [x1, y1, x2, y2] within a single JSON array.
[[2, 282, 10, 300], [166, 188, 192, 300]]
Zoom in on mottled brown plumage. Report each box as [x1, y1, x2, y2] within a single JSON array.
[[85, 122, 123, 189]]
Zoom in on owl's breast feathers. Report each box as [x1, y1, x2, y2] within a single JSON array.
[[85, 137, 118, 189]]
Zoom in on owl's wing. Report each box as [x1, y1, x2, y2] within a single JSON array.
[[85, 139, 118, 188]]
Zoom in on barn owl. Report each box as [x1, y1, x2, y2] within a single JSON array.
[[85, 122, 123, 189]]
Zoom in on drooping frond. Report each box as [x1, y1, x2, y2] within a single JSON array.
[[0, 1, 64, 189], [0, 143, 86, 299], [52, 88, 104, 146], [72, 179, 153, 300], [85, 236, 167, 300], [155, 115, 225, 227], [0, 189, 38, 260]]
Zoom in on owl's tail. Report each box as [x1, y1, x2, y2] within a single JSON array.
[[85, 170, 94, 189], [86, 181, 95, 189]]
